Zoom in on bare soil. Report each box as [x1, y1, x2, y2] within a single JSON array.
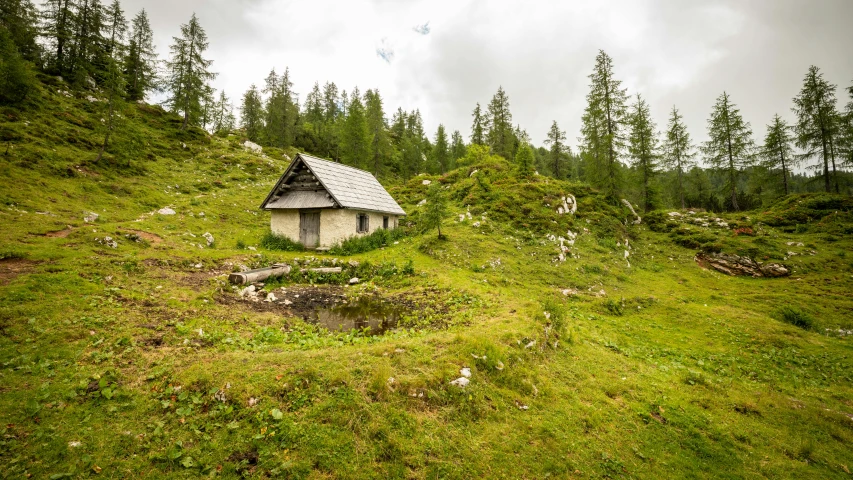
[[0, 258, 39, 285]]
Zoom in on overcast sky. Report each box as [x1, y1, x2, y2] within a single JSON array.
[[122, 0, 853, 152]]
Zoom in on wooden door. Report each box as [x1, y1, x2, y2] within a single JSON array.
[[300, 211, 320, 247]]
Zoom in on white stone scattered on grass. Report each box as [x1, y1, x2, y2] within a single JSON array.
[[84, 212, 99, 223], [349, 277, 360, 285], [203, 232, 214, 247], [265, 292, 277, 302], [248, 397, 259, 407], [449, 377, 470, 388], [68, 441, 82, 448], [157, 207, 176, 215], [422, 180, 432, 185], [418, 199, 427, 206], [460, 367, 472, 378], [242, 141, 263, 153]]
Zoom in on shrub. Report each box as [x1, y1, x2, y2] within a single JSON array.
[[328, 227, 406, 256], [775, 306, 815, 330], [259, 232, 304, 251]]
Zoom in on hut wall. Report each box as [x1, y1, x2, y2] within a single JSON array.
[[270, 210, 300, 242]]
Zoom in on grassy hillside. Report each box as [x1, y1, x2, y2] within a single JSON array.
[[1, 78, 853, 479]]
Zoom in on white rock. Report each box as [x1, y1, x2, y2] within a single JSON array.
[[349, 277, 360, 285], [418, 199, 427, 206], [460, 367, 472, 378], [84, 212, 99, 223], [242, 141, 263, 153], [68, 441, 82, 448], [449, 377, 470, 388], [157, 207, 176, 215], [422, 180, 432, 185], [203, 232, 214, 246], [265, 292, 277, 302]]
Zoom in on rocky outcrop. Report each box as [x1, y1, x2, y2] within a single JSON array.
[[695, 252, 789, 278]]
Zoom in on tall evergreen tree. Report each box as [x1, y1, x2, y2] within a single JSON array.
[[69, 0, 106, 86], [485, 86, 514, 159], [340, 87, 370, 168], [303, 81, 323, 130], [212, 90, 234, 134], [0, 21, 35, 104], [364, 88, 391, 175], [661, 106, 696, 209], [580, 50, 628, 200], [470, 102, 485, 145], [843, 82, 853, 169], [320, 81, 339, 159], [450, 130, 466, 167], [544, 120, 567, 179], [41, 0, 75, 75], [792, 66, 841, 192], [431, 124, 449, 174], [95, 0, 126, 163], [515, 141, 534, 178], [701, 92, 754, 211], [0, 0, 40, 60], [124, 9, 157, 101], [761, 114, 797, 195], [165, 13, 216, 130], [240, 84, 263, 142], [627, 94, 659, 212]]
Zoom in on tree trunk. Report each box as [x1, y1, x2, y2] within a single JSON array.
[[780, 149, 789, 195], [96, 93, 115, 163]]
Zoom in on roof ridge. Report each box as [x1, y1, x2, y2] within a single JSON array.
[[299, 154, 376, 177]]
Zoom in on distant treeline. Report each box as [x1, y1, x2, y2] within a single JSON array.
[[1, 1, 851, 211]]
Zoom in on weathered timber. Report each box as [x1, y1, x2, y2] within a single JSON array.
[[228, 264, 292, 285]]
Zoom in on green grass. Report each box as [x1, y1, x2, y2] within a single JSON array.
[[1, 76, 853, 478], [259, 231, 306, 251], [328, 227, 407, 256]]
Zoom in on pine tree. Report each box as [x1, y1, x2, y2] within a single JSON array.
[[580, 50, 629, 200], [544, 120, 567, 179], [262, 69, 285, 146], [431, 124, 449, 174], [340, 87, 370, 168], [843, 82, 853, 169], [240, 84, 264, 142], [165, 13, 217, 130], [0, 22, 35, 104], [303, 81, 323, 131], [95, 0, 126, 163], [198, 84, 215, 131], [470, 102, 485, 145], [661, 106, 696, 209], [627, 94, 659, 212], [701, 92, 754, 211], [212, 90, 234, 134], [486, 86, 514, 159], [423, 183, 448, 239], [515, 141, 534, 178], [761, 114, 797, 195], [364, 88, 391, 175], [41, 0, 75, 75], [450, 130, 466, 167], [124, 9, 157, 101], [321, 82, 339, 159], [70, 0, 106, 87], [792, 66, 841, 192], [0, 0, 40, 60]]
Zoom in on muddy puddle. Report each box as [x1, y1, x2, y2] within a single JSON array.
[[309, 297, 403, 334]]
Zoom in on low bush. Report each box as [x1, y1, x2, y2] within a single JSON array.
[[328, 228, 406, 256], [259, 232, 305, 252], [775, 306, 815, 330]]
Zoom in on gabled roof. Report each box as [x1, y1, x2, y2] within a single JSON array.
[[260, 154, 406, 216]]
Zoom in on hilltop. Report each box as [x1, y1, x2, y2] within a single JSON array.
[[1, 77, 853, 479]]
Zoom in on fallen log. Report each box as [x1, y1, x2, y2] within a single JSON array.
[[228, 264, 291, 285], [300, 267, 342, 274]]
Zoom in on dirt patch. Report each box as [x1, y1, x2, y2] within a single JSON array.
[[121, 229, 162, 243], [45, 227, 73, 238], [0, 258, 39, 285]]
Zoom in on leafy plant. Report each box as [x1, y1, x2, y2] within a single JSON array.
[[775, 306, 815, 330], [259, 232, 305, 251], [328, 227, 406, 255]]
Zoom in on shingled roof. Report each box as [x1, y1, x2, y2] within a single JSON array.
[[260, 154, 406, 216]]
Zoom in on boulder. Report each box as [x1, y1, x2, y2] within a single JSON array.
[[84, 212, 99, 223], [242, 140, 263, 154], [695, 252, 789, 278], [158, 207, 176, 215], [202, 232, 214, 247]]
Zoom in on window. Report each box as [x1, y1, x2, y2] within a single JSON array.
[[356, 213, 369, 233], [383, 216, 389, 229]]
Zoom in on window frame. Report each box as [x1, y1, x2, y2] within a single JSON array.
[[356, 213, 369, 233]]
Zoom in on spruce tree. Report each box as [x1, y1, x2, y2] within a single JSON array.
[[701, 92, 754, 211], [431, 124, 449, 174], [262, 68, 285, 146], [844, 82, 853, 169], [0, 22, 35, 104], [41, 0, 75, 75], [240, 84, 264, 142], [124, 9, 157, 101], [515, 142, 534, 178], [364, 88, 391, 175], [470, 103, 485, 145], [165, 13, 217, 130], [580, 50, 628, 200], [0, 0, 40, 60], [70, 0, 106, 87], [303, 81, 323, 132], [544, 120, 567, 179], [423, 183, 448, 239], [627, 94, 659, 212], [212, 90, 234, 134], [761, 114, 797, 195], [792, 66, 841, 192], [486, 86, 514, 159], [450, 130, 466, 167], [340, 87, 370, 168], [661, 106, 696, 209], [95, 0, 126, 163]]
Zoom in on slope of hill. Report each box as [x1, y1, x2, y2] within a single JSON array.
[[1, 78, 853, 479]]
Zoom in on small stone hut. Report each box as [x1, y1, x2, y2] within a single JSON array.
[[260, 154, 406, 249]]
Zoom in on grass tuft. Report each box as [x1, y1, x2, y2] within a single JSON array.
[[775, 306, 815, 330], [259, 232, 305, 251], [328, 227, 406, 256]]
